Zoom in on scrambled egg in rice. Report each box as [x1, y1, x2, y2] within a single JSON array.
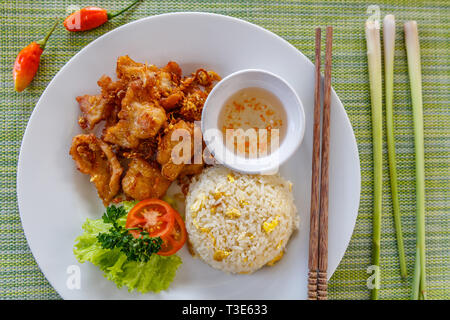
[[185, 166, 299, 274]]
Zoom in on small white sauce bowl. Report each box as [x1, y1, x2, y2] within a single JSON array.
[[201, 69, 305, 174]]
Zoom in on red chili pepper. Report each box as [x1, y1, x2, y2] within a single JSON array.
[[63, 0, 141, 32], [13, 20, 58, 92]]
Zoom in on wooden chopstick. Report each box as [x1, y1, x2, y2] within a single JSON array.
[[307, 27, 322, 301], [318, 26, 333, 300]]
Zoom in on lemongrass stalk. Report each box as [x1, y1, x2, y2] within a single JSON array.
[[383, 15, 407, 279], [411, 247, 420, 299], [365, 20, 383, 300], [404, 20, 427, 300]]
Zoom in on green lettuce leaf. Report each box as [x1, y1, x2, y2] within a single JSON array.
[[73, 209, 182, 294], [122, 200, 139, 212]]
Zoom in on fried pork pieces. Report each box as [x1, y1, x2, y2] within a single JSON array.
[[69, 134, 123, 206], [70, 56, 220, 205]]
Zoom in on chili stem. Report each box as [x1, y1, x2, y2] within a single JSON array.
[[383, 14, 407, 279], [36, 19, 59, 50], [365, 19, 383, 300], [107, 0, 141, 20], [404, 20, 427, 300]]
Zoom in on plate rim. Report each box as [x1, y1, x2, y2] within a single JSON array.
[[17, 11, 361, 299]]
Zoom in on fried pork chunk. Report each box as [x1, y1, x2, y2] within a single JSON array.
[[179, 163, 204, 177], [116, 55, 158, 83], [77, 94, 110, 130], [77, 75, 124, 130], [178, 69, 221, 121], [69, 134, 123, 205], [179, 89, 208, 122], [158, 61, 184, 110], [102, 102, 166, 149], [103, 81, 167, 149], [157, 120, 194, 181], [116, 56, 183, 103], [71, 56, 220, 204], [122, 158, 171, 200]]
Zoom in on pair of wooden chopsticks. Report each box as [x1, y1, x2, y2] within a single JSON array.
[[308, 26, 333, 300]]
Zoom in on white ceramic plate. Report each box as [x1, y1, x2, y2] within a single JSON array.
[[17, 13, 360, 300]]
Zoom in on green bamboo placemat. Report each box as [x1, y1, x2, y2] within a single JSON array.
[[0, 0, 448, 300]]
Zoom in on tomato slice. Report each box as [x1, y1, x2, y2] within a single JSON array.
[[157, 210, 187, 256], [125, 199, 175, 239]]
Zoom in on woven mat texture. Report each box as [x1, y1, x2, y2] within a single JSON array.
[[0, 0, 448, 300]]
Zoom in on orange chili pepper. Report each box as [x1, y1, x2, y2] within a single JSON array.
[[63, 0, 141, 32], [13, 20, 58, 92]]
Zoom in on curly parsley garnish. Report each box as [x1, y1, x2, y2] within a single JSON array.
[[97, 206, 163, 262]]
